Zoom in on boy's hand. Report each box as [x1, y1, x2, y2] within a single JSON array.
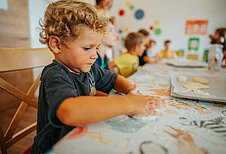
[[127, 95, 167, 116], [126, 85, 143, 95]]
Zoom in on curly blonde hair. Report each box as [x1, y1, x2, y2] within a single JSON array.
[[40, 0, 109, 46], [124, 32, 145, 50]]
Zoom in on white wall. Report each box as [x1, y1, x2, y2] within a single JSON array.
[[28, 0, 46, 48], [109, 0, 226, 59], [28, 0, 47, 80], [28, 0, 226, 59]]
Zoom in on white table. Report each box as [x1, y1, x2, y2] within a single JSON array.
[[47, 64, 226, 154]]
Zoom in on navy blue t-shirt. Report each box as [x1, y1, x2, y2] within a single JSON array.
[[31, 60, 118, 153], [139, 50, 148, 66]]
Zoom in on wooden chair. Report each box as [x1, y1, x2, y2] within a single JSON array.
[[0, 48, 54, 154], [186, 53, 199, 60]]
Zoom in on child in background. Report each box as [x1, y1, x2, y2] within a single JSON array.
[[95, 18, 118, 70], [209, 28, 226, 44], [95, 0, 113, 17], [138, 29, 160, 66], [32, 1, 166, 153], [110, 32, 146, 77], [138, 29, 150, 66], [159, 40, 178, 59]]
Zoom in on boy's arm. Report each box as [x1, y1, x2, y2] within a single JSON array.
[[56, 93, 166, 126], [113, 75, 134, 94], [108, 61, 119, 73], [56, 95, 131, 126]]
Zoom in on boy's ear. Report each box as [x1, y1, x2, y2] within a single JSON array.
[[133, 45, 137, 51], [49, 36, 61, 54]]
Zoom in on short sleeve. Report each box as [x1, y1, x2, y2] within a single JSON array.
[[44, 69, 78, 128], [92, 64, 118, 94]]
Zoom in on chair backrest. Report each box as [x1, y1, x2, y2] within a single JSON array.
[[186, 53, 199, 60], [0, 48, 54, 154]]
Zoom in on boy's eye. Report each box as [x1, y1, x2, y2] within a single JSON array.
[[83, 48, 90, 50]]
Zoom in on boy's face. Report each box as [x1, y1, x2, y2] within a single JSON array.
[[144, 36, 150, 49], [136, 41, 146, 56], [56, 27, 103, 74], [102, 23, 118, 47], [150, 42, 156, 48], [99, 0, 112, 10], [165, 42, 171, 50]]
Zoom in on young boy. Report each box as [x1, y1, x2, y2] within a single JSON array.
[[138, 29, 151, 66], [31, 1, 166, 153], [110, 32, 146, 78], [159, 40, 178, 59], [138, 29, 160, 65], [95, 18, 118, 70]]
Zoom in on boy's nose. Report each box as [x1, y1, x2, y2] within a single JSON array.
[[91, 49, 98, 60]]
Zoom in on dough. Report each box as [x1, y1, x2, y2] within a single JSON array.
[[183, 81, 209, 89], [193, 76, 208, 84], [177, 75, 187, 82], [191, 89, 210, 95]]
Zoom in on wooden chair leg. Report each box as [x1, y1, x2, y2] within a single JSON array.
[[0, 126, 7, 154]]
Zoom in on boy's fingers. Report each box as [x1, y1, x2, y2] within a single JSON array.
[[147, 99, 167, 105], [144, 109, 163, 116], [144, 95, 160, 99], [147, 102, 165, 109]]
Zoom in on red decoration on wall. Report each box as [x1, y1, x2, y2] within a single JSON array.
[[185, 20, 208, 35], [149, 26, 154, 30], [118, 9, 125, 16]]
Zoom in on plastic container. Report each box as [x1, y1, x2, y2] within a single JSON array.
[[208, 44, 223, 71]]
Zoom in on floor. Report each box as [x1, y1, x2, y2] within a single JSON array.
[[0, 105, 37, 154]]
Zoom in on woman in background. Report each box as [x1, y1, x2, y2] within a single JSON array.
[[95, 0, 113, 17]]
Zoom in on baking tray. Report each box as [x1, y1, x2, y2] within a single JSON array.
[[165, 59, 208, 68], [170, 72, 226, 103]]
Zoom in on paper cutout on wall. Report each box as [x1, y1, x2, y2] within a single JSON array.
[[121, 36, 125, 42], [135, 9, 144, 20], [149, 26, 154, 30], [203, 49, 209, 62], [154, 20, 159, 25], [154, 28, 162, 36], [118, 29, 123, 34], [185, 20, 208, 35], [188, 38, 200, 51], [124, 27, 129, 33], [125, 1, 134, 10], [129, 5, 134, 10], [118, 9, 125, 16], [125, 1, 130, 7]]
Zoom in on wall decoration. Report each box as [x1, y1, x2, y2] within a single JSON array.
[[185, 20, 208, 35], [149, 26, 154, 30], [188, 38, 200, 51], [118, 9, 125, 16], [125, 1, 130, 7], [154, 20, 159, 25], [135, 9, 144, 20], [203, 49, 209, 62], [129, 5, 134, 10], [154, 28, 162, 36], [124, 27, 129, 33], [118, 29, 123, 34], [121, 36, 125, 42]]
